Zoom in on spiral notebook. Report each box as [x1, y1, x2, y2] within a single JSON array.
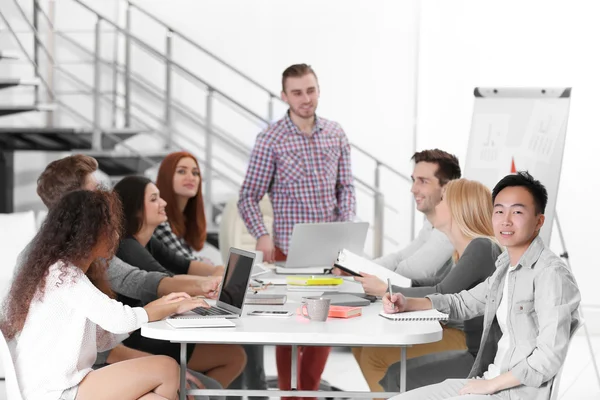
[[379, 310, 448, 321]]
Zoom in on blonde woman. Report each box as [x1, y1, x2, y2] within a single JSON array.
[[353, 179, 502, 392]]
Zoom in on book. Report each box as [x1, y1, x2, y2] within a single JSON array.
[[244, 294, 287, 305], [328, 305, 362, 318], [166, 317, 236, 329], [336, 249, 412, 288], [295, 305, 363, 319], [378, 309, 449, 321], [286, 276, 344, 286]]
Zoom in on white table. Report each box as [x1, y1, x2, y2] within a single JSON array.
[[142, 276, 442, 399]]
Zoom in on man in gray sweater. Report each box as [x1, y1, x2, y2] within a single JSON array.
[[337, 149, 461, 294], [35, 155, 223, 396]]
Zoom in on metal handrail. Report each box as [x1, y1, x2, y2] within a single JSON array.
[[127, 0, 276, 100], [51, 32, 394, 224], [1, 1, 172, 173], [26, 0, 412, 256], [72, 0, 268, 125], [53, 30, 253, 159], [54, 64, 247, 191], [37, 0, 412, 188], [85, 0, 411, 184]]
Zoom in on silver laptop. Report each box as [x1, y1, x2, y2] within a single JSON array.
[[277, 222, 369, 270], [190, 247, 255, 318]]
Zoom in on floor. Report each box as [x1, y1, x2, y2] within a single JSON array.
[[2, 334, 599, 399]]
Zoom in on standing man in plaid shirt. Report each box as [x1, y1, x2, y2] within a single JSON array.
[[238, 64, 357, 398]]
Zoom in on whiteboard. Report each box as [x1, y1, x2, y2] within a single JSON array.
[[464, 87, 571, 244]]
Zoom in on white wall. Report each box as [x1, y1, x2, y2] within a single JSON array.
[[130, 0, 600, 305], [415, 0, 600, 308], [4, 0, 599, 307]]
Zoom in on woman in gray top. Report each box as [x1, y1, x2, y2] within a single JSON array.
[[354, 179, 501, 392]]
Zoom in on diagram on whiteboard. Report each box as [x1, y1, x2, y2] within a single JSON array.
[[522, 101, 567, 163], [469, 113, 510, 168]]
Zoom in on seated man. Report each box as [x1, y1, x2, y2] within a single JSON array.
[[340, 149, 461, 392], [383, 172, 580, 399]]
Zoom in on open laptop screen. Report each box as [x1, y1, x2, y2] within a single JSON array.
[[218, 249, 255, 310]]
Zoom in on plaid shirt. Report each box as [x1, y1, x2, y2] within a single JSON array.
[[153, 221, 213, 264], [238, 112, 356, 254]]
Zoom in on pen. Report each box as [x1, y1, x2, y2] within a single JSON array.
[[387, 278, 393, 299]]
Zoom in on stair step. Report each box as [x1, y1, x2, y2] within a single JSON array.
[[0, 51, 20, 60], [0, 103, 56, 116], [0, 78, 41, 90], [88, 152, 168, 176], [0, 127, 144, 151]]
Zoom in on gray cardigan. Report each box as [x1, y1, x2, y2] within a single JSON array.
[[427, 236, 581, 400], [394, 237, 501, 355]]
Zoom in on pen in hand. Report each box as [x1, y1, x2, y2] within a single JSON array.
[[387, 278, 393, 299]]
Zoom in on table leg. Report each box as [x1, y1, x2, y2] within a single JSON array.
[[399, 346, 407, 393], [291, 344, 298, 390], [180, 343, 187, 400]]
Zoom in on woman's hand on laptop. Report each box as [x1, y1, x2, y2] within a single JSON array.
[[354, 273, 387, 296], [173, 297, 210, 315], [144, 293, 209, 321], [256, 235, 275, 263]]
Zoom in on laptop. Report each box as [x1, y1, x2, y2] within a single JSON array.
[[276, 222, 369, 274], [189, 247, 256, 318]]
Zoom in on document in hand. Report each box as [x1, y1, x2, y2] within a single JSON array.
[[379, 309, 448, 321], [335, 249, 411, 288]]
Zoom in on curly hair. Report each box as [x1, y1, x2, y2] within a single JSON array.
[[1, 190, 123, 340]]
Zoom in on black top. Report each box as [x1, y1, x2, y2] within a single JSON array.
[[394, 237, 501, 356], [116, 236, 191, 277]]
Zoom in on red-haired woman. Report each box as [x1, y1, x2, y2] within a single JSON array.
[[154, 152, 218, 267], [155, 151, 268, 397], [1, 189, 207, 400]]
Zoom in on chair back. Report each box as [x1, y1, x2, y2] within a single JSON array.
[[0, 330, 23, 400], [218, 195, 274, 262], [549, 319, 583, 400]]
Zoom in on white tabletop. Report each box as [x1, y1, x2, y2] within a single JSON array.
[[142, 272, 443, 347]]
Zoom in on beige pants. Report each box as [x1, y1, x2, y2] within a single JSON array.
[[352, 326, 467, 392]]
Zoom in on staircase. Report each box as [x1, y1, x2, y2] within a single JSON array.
[[0, 0, 414, 257]]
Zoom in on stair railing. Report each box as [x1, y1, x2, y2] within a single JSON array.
[[16, 0, 415, 256]]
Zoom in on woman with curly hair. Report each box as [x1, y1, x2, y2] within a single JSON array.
[[1, 189, 208, 400]]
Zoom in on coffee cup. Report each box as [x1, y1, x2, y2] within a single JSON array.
[[301, 296, 331, 321]]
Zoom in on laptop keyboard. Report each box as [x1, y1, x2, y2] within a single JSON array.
[[192, 307, 233, 316]]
